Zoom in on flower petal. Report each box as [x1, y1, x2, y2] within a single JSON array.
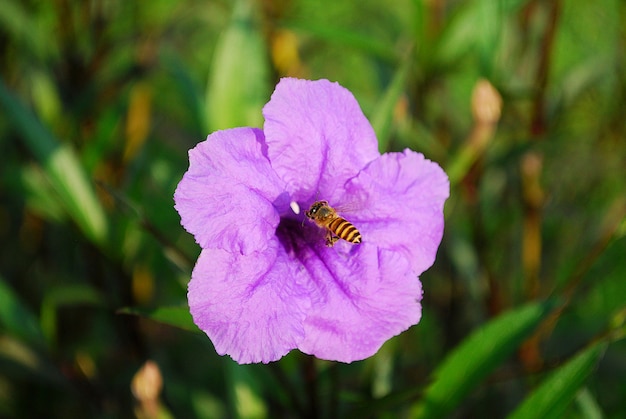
[[188, 242, 311, 364], [297, 245, 422, 363], [263, 78, 380, 203], [174, 128, 288, 254], [344, 149, 449, 274]]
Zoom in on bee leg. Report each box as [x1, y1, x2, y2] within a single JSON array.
[[325, 231, 339, 247]]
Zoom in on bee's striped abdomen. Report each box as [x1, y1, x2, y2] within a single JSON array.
[[328, 217, 362, 244]]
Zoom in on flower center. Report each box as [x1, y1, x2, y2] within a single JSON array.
[[275, 215, 323, 258]]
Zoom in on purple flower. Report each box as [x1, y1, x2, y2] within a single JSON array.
[[174, 78, 449, 364]]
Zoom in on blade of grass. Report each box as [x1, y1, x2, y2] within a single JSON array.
[[285, 21, 398, 64], [118, 306, 199, 333], [227, 362, 268, 419], [411, 301, 553, 419], [0, 80, 108, 247], [575, 387, 604, 419], [40, 284, 105, 344], [507, 342, 607, 419], [0, 276, 47, 348], [0, 1, 49, 59], [370, 54, 412, 153], [164, 53, 208, 134], [19, 164, 67, 223], [206, 0, 270, 131]]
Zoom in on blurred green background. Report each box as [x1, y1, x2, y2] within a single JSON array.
[[1, 0, 625, 417]]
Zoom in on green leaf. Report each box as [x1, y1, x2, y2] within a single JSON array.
[[227, 362, 268, 419], [40, 284, 105, 344], [164, 54, 208, 134], [475, 0, 502, 71], [118, 306, 199, 333], [0, 1, 50, 60], [285, 21, 398, 64], [411, 301, 553, 419], [433, 3, 480, 68], [579, 236, 626, 317], [0, 276, 46, 348], [575, 387, 604, 419], [0, 80, 108, 247], [206, 0, 270, 131], [370, 55, 412, 153], [434, 0, 524, 69], [19, 164, 67, 223], [508, 342, 607, 419]]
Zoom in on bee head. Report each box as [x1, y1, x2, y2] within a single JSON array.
[[305, 200, 329, 219]]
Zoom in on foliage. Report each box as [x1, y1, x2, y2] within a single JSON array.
[[1, 0, 625, 417]]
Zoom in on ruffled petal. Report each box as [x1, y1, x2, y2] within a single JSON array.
[[263, 78, 380, 203], [188, 242, 311, 364], [343, 149, 449, 274], [174, 128, 288, 254], [297, 245, 422, 363]]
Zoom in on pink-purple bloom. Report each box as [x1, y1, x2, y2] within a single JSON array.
[[174, 78, 449, 364]]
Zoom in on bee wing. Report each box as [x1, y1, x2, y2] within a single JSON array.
[[333, 200, 362, 216]]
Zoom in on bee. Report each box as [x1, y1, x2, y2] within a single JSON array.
[[305, 200, 362, 247]]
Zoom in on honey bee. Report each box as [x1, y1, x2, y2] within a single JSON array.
[[305, 200, 362, 247]]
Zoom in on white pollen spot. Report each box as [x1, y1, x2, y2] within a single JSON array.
[[290, 201, 301, 215]]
